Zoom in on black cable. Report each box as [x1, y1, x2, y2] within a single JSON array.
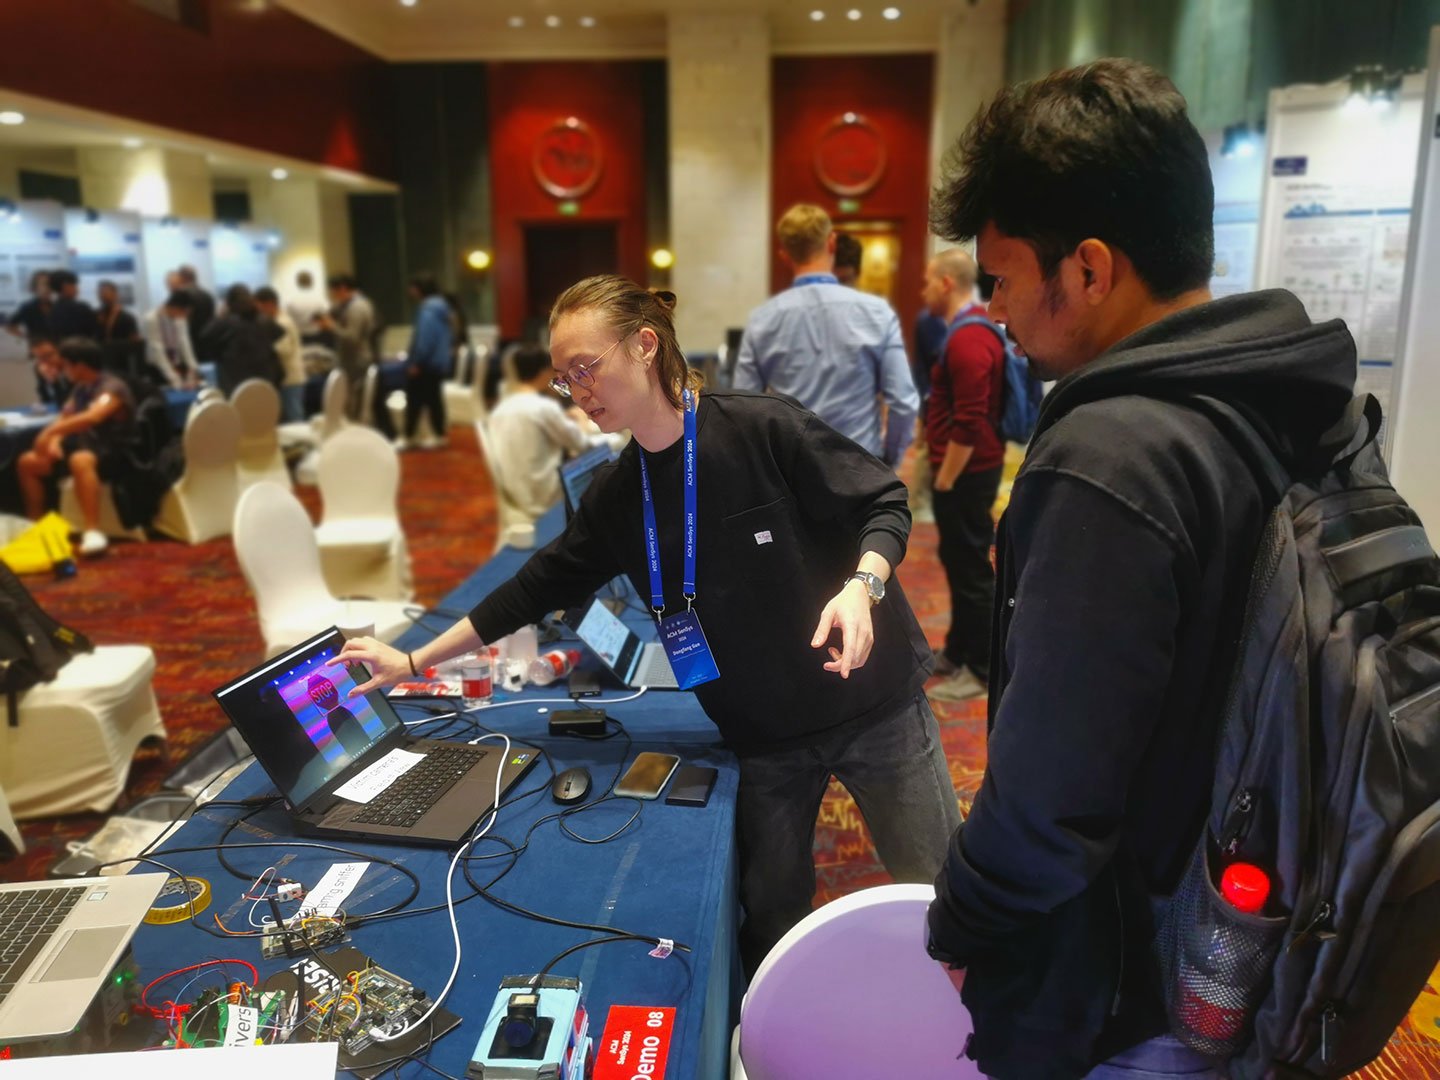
[[529, 933, 650, 986], [124, 752, 258, 866]]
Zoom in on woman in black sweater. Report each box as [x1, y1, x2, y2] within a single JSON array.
[[337, 274, 958, 972]]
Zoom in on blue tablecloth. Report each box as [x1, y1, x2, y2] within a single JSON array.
[[128, 512, 739, 1079]]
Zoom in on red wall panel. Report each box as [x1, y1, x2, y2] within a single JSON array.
[[0, 0, 392, 179], [487, 61, 649, 339], [771, 54, 935, 339]]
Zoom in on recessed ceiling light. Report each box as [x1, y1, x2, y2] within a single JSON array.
[[809, 9, 824, 19], [400, 0, 417, 7], [578, 15, 595, 27], [882, 6, 900, 18], [0, 111, 24, 126], [545, 14, 561, 27], [122, 137, 143, 149], [271, 168, 288, 180], [508, 15, 524, 26], [847, 9, 862, 20]]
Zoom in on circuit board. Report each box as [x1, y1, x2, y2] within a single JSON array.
[[259, 913, 349, 959], [304, 964, 431, 1056]]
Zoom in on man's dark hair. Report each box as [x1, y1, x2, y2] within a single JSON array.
[[49, 269, 78, 291], [513, 345, 551, 383], [165, 290, 194, 310], [834, 232, 863, 275], [409, 273, 439, 297], [29, 334, 57, 351], [327, 273, 357, 291], [931, 58, 1214, 300], [225, 283, 256, 319], [58, 337, 103, 370], [253, 286, 280, 305], [177, 264, 198, 285], [296, 270, 314, 289]]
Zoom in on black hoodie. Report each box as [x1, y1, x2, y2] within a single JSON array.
[[928, 290, 1356, 1078]]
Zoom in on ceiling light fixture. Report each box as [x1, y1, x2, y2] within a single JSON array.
[[545, 14, 561, 27], [810, 9, 825, 19], [122, 137, 143, 149], [579, 15, 595, 27], [400, 0, 417, 7], [508, 15, 524, 26], [847, 8, 862, 19], [271, 167, 289, 181], [466, 249, 492, 271], [0, 111, 25, 126], [882, 6, 900, 18], [651, 248, 674, 270]]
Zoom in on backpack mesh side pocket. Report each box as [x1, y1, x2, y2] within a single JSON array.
[[1156, 838, 1288, 1059]]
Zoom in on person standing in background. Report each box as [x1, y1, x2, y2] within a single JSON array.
[[255, 286, 304, 421], [286, 269, 328, 344], [201, 284, 281, 396], [143, 291, 199, 389], [920, 249, 1005, 701], [175, 265, 215, 349], [833, 231, 863, 287], [398, 273, 452, 449], [734, 203, 918, 469], [5, 271, 53, 341], [316, 273, 375, 420], [46, 270, 100, 342], [95, 279, 141, 376]]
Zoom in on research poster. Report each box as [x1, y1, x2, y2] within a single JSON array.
[[64, 208, 147, 312], [0, 201, 69, 402]]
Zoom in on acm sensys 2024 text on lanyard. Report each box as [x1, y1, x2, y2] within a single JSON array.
[[636, 390, 721, 690]]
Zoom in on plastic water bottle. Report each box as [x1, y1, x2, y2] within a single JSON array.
[[528, 649, 580, 686], [1177, 862, 1270, 1045]]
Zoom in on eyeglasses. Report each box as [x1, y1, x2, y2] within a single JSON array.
[[549, 335, 625, 397]]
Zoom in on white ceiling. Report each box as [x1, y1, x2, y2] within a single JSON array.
[[276, 0, 967, 60]]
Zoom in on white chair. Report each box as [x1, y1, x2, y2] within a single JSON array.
[[0, 782, 22, 858], [232, 482, 413, 658], [196, 386, 224, 406], [151, 399, 242, 544], [475, 418, 536, 552], [231, 378, 291, 493], [0, 646, 166, 818], [59, 478, 146, 544], [734, 884, 980, 1080], [378, 325, 412, 362], [444, 343, 490, 427], [279, 367, 349, 453], [315, 426, 413, 601]]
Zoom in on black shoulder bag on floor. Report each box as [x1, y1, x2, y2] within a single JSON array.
[[0, 562, 94, 727]]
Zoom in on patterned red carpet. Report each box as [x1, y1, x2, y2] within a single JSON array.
[[2, 428, 1437, 1076]]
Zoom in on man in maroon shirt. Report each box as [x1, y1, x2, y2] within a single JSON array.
[[921, 248, 1006, 700]]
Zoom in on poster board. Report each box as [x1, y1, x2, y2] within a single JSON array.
[[0, 200, 68, 406], [64, 208, 147, 313], [1255, 72, 1427, 452], [1207, 130, 1264, 298], [141, 216, 214, 316], [1389, 28, 1440, 533], [211, 223, 273, 293]]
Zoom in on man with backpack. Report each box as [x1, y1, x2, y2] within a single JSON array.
[[921, 248, 1006, 701], [924, 59, 1363, 1078]]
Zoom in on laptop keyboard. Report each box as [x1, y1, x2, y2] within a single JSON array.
[[350, 744, 488, 828], [0, 885, 87, 1006]]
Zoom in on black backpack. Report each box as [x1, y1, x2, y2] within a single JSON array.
[[0, 562, 94, 726], [1154, 393, 1440, 1077]]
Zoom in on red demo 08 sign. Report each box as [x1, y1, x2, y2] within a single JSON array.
[[592, 1005, 675, 1080]]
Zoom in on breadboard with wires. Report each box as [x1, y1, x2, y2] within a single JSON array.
[[259, 911, 349, 959]]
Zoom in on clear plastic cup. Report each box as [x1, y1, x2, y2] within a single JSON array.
[[460, 652, 493, 709]]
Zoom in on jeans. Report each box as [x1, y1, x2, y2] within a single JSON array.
[[1083, 1036, 1218, 1079], [736, 692, 961, 975], [932, 465, 1002, 682], [280, 384, 306, 423], [405, 365, 447, 440]]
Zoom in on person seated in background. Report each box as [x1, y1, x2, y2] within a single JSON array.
[[255, 286, 304, 421], [46, 270, 100, 342], [143, 290, 200, 389], [95, 279, 141, 375], [16, 338, 136, 556], [5, 270, 52, 341], [486, 344, 624, 523], [201, 284, 282, 396], [834, 231, 864, 287], [29, 336, 71, 408]]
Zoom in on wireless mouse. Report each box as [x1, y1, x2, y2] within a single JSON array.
[[551, 766, 592, 805]]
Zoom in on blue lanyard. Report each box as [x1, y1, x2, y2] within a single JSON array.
[[792, 273, 838, 287], [637, 390, 697, 618]]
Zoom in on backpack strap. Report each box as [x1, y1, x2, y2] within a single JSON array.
[[1187, 394, 1291, 505]]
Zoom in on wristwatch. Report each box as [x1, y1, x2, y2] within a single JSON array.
[[847, 571, 885, 606]]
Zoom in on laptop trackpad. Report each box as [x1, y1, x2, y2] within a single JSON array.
[[37, 927, 127, 981]]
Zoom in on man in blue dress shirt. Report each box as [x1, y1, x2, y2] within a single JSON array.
[[734, 204, 919, 468]]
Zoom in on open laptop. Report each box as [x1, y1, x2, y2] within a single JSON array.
[[559, 443, 617, 518], [563, 597, 679, 690], [0, 872, 167, 1043], [212, 628, 539, 846]]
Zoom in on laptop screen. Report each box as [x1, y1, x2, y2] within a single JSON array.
[[565, 598, 643, 684], [213, 629, 401, 808], [560, 444, 616, 517]]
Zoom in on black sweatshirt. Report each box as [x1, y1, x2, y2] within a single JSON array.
[[927, 291, 1357, 1078], [467, 390, 931, 753]]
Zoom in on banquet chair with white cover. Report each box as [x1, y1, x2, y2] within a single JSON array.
[[444, 343, 489, 427], [732, 883, 980, 1080], [232, 482, 412, 658], [315, 426, 412, 601], [151, 398, 242, 544], [231, 378, 291, 493], [279, 367, 349, 453], [0, 645, 166, 818], [0, 782, 23, 858], [474, 418, 534, 553], [196, 386, 224, 405]]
